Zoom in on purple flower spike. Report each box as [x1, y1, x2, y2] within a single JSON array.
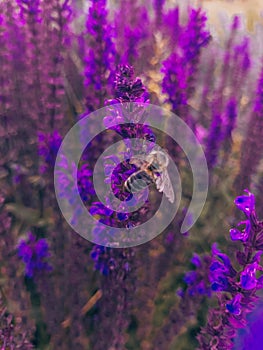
[[198, 191, 263, 348], [84, 0, 116, 113], [162, 7, 210, 113], [234, 190, 255, 216], [18, 232, 52, 278], [180, 253, 212, 298], [231, 15, 240, 30], [38, 130, 62, 173]]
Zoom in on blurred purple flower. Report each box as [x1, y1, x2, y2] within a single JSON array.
[[153, 0, 165, 25], [234, 62, 263, 193], [38, 130, 62, 173], [162, 7, 210, 113], [114, 3, 151, 67], [179, 252, 211, 298], [16, 0, 42, 23], [254, 62, 263, 114], [205, 112, 223, 169], [18, 232, 52, 278], [206, 97, 237, 169], [223, 97, 238, 140], [84, 0, 116, 112], [77, 163, 95, 201], [90, 244, 134, 276], [191, 252, 202, 268], [90, 245, 112, 276]]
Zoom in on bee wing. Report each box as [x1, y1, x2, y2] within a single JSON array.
[[155, 170, 175, 203]]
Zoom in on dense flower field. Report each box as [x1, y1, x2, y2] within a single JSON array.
[[1, 0, 263, 349]]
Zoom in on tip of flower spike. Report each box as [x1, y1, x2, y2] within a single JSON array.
[[234, 190, 255, 216], [117, 65, 134, 78], [231, 15, 240, 30]]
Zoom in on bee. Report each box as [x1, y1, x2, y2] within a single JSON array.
[[124, 149, 175, 203]]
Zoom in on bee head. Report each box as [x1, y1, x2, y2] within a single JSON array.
[[148, 150, 169, 169]]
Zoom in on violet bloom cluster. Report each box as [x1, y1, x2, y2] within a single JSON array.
[[206, 20, 250, 170], [106, 64, 150, 105], [18, 232, 52, 278], [198, 190, 263, 350], [235, 63, 263, 193], [84, 0, 116, 113], [179, 253, 212, 298], [162, 8, 210, 113], [38, 130, 62, 173], [114, 3, 150, 67], [91, 245, 132, 276], [17, 0, 42, 24], [205, 97, 238, 169], [54, 151, 96, 231], [89, 65, 155, 232]]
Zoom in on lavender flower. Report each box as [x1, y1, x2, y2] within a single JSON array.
[[91, 245, 132, 276], [204, 19, 250, 170], [153, 0, 165, 26], [86, 65, 154, 234], [18, 232, 52, 278], [180, 253, 212, 298], [84, 0, 116, 113], [162, 7, 180, 49], [205, 112, 224, 169], [162, 7, 210, 113], [222, 98, 238, 144], [77, 163, 95, 202], [114, 2, 151, 68], [235, 62, 263, 193], [197, 191, 263, 349], [17, 0, 42, 24], [205, 84, 238, 170], [88, 65, 153, 349], [40, 0, 72, 129], [38, 130, 62, 173]]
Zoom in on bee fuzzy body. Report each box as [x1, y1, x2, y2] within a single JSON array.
[[123, 150, 175, 203], [124, 169, 154, 193]]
